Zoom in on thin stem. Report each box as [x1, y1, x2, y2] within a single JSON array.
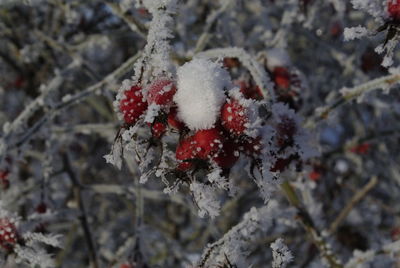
[[106, 2, 148, 38], [62, 153, 99, 268], [313, 73, 400, 122], [281, 181, 343, 268], [329, 176, 378, 234]]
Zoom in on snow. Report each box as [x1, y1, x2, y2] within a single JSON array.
[[266, 48, 291, 70], [190, 181, 221, 218], [175, 58, 231, 130], [271, 238, 294, 268], [343, 26, 368, 41], [350, 0, 386, 20]]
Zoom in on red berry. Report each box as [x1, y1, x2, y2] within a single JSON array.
[[349, 143, 371, 155], [221, 99, 249, 136], [270, 154, 299, 172], [147, 122, 167, 139], [0, 170, 9, 190], [240, 136, 263, 157], [237, 81, 263, 100], [388, 0, 400, 20], [168, 107, 185, 131], [391, 227, 400, 241], [273, 67, 291, 90], [147, 79, 176, 106], [119, 85, 148, 125], [36, 202, 47, 214], [120, 264, 134, 268], [330, 22, 342, 38], [309, 170, 321, 181], [223, 57, 240, 69], [176, 136, 197, 171], [270, 157, 292, 172], [213, 139, 240, 168], [192, 128, 223, 159], [138, 7, 149, 16], [276, 115, 297, 147], [0, 218, 18, 251]]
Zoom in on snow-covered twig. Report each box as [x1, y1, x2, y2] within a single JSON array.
[[196, 47, 275, 100], [314, 72, 400, 121]]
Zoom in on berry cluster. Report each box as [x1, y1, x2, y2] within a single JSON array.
[[388, 0, 400, 21], [119, 80, 254, 172], [118, 82, 303, 180], [0, 218, 18, 251]]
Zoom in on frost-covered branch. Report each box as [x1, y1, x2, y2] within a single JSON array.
[[197, 47, 275, 100], [315, 71, 400, 121]]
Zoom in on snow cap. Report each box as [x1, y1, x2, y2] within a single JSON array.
[[175, 58, 232, 130]]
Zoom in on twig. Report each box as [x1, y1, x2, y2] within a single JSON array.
[[197, 47, 275, 100], [281, 181, 343, 268], [193, 0, 233, 54], [2, 52, 141, 160], [328, 176, 378, 234], [313, 73, 400, 122], [106, 2, 148, 38], [62, 153, 99, 268]]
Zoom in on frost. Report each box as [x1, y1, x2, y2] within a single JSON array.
[[144, 103, 161, 123], [131, 0, 177, 83], [23, 232, 63, 248], [343, 26, 368, 41], [197, 201, 296, 267], [190, 181, 221, 218], [104, 141, 123, 170], [207, 166, 229, 190], [271, 238, 293, 268], [345, 250, 376, 268], [375, 39, 398, 68], [175, 58, 231, 130], [266, 48, 291, 70], [14, 244, 55, 268], [350, 0, 386, 20], [196, 47, 275, 100]]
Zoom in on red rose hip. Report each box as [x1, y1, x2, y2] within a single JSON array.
[[147, 79, 176, 106], [119, 85, 148, 125], [221, 99, 249, 136]]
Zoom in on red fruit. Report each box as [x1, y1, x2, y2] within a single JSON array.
[[147, 79, 176, 106], [391, 227, 400, 241], [0, 170, 9, 190], [241, 136, 263, 157], [137, 7, 149, 16], [276, 115, 297, 147], [36, 202, 47, 214], [213, 140, 240, 169], [168, 107, 185, 131], [309, 171, 321, 181], [330, 22, 342, 38], [273, 67, 291, 90], [237, 81, 263, 100], [270, 157, 292, 172], [388, 0, 400, 20], [349, 143, 371, 155], [193, 128, 223, 159], [176, 136, 197, 171], [221, 99, 249, 136], [120, 85, 148, 125], [223, 57, 240, 69], [148, 122, 167, 139], [0, 218, 18, 251], [120, 264, 134, 268]]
